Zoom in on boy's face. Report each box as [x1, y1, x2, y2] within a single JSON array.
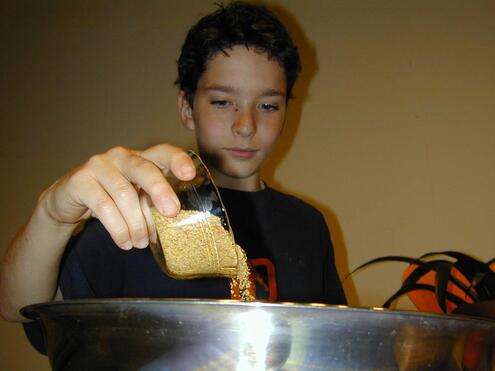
[[178, 45, 287, 191]]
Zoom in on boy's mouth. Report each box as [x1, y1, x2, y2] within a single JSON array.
[[224, 147, 258, 159]]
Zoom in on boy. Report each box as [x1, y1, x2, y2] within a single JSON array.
[[0, 1, 346, 354]]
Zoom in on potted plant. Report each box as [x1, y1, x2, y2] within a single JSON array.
[[349, 251, 495, 315], [349, 251, 495, 371]]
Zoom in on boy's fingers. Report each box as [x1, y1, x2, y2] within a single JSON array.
[[91, 165, 149, 249], [140, 144, 196, 180], [85, 152, 150, 249], [76, 180, 133, 250], [139, 191, 157, 247], [53, 144, 191, 248], [119, 154, 180, 218]]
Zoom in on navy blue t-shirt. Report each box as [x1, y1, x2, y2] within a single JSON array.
[[24, 186, 346, 354]]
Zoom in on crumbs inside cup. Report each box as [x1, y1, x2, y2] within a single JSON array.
[[151, 208, 255, 301]]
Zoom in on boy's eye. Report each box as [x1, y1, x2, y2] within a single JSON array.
[[210, 100, 231, 108], [258, 103, 279, 112]]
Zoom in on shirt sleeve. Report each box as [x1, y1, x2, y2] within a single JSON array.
[[22, 220, 103, 355]]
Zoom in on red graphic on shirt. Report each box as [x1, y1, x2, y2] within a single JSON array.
[[249, 258, 277, 302]]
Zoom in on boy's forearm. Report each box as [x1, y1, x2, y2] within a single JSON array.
[[0, 203, 77, 322]]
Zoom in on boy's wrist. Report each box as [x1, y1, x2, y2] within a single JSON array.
[[34, 194, 80, 234]]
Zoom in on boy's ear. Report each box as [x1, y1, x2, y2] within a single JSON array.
[[178, 90, 195, 130]]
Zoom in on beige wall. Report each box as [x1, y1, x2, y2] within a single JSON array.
[[1, 1, 494, 369]]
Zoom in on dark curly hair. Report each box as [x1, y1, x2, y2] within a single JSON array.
[[175, 1, 301, 105]]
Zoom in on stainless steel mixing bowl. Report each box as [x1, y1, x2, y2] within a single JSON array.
[[22, 299, 495, 371]]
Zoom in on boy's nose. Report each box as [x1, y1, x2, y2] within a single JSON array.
[[232, 108, 256, 138]]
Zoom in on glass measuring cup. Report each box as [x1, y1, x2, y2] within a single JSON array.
[[149, 151, 239, 279]]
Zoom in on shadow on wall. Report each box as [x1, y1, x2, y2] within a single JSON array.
[[261, 4, 358, 306]]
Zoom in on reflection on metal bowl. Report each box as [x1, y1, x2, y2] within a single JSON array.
[[21, 299, 495, 371]]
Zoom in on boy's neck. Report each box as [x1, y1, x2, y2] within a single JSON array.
[[211, 171, 262, 192]]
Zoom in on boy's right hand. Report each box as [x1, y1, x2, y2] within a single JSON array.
[[38, 144, 196, 251]]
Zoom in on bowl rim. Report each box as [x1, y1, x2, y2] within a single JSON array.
[[20, 297, 495, 326]]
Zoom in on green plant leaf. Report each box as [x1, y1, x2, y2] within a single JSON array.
[[349, 252, 495, 309], [345, 256, 420, 280], [418, 251, 495, 301], [472, 272, 495, 300], [451, 255, 495, 301], [382, 283, 469, 310], [435, 262, 453, 313], [383, 284, 469, 309], [411, 261, 479, 302], [351, 256, 479, 302], [420, 251, 485, 280], [401, 263, 432, 285], [430, 262, 479, 302]]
